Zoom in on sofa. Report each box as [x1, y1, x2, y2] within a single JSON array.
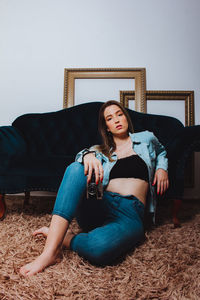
[[0, 102, 200, 224]]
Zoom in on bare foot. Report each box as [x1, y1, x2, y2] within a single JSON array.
[[19, 249, 61, 276], [33, 226, 75, 249]]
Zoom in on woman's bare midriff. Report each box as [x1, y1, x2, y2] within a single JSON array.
[[106, 178, 149, 205]]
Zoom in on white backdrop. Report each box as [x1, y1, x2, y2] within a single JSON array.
[[0, 0, 199, 198]]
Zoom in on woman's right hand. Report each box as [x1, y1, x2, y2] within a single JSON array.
[[83, 153, 104, 184]]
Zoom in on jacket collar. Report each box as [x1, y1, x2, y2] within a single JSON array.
[[129, 132, 141, 144]]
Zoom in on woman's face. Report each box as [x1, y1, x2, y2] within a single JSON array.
[[104, 105, 129, 136]]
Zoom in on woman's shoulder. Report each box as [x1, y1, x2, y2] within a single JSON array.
[[130, 130, 155, 142]]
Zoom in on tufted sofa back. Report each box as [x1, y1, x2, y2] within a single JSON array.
[[12, 102, 184, 158], [12, 102, 102, 157]]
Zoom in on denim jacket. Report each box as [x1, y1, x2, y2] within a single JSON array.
[[75, 130, 168, 221]]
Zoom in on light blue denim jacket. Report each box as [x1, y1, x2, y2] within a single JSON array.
[[75, 130, 168, 221]]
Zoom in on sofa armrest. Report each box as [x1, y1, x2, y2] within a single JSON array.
[[167, 125, 200, 158], [165, 125, 200, 198], [0, 126, 27, 171], [167, 125, 200, 177]]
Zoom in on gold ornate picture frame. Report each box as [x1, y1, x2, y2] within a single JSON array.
[[63, 68, 146, 110], [120, 90, 195, 187], [120, 90, 194, 126]]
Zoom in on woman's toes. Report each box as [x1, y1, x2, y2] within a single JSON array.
[[32, 226, 49, 237], [19, 266, 29, 276], [23, 251, 59, 276]]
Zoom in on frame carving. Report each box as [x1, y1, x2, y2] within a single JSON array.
[[63, 68, 146, 110], [120, 90, 194, 126], [120, 90, 195, 187]]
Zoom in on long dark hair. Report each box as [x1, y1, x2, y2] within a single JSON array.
[[97, 100, 134, 160]]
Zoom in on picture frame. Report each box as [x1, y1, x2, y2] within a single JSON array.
[[63, 68, 146, 110], [120, 90, 195, 187], [120, 90, 194, 126]]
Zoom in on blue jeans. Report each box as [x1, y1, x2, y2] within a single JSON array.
[[52, 162, 145, 266]]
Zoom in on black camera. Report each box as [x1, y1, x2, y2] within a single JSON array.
[[87, 171, 103, 200]]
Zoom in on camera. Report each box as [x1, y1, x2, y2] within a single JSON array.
[[87, 171, 103, 200]]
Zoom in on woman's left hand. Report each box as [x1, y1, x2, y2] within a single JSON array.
[[152, 169, 169, 195]]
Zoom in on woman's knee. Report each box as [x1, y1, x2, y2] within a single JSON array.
[[66, 162, 84, 173], [85, 227, 144, 266], [78, 236, 116, 266], [63, 162, 85, 180], [87, 248, 112, 266]]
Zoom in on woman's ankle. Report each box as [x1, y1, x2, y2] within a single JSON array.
[[63, 232, 75, 249], [42, 243, 62, 259]]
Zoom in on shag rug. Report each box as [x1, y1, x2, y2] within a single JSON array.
[[0, 195, 200, 300]]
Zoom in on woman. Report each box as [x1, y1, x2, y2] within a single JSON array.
[[20, 100, 169, 276]]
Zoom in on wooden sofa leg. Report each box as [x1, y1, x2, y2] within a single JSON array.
[[172, 199, 182, 228], [0, 194, 6, 221], [24, 191, 30, 206]]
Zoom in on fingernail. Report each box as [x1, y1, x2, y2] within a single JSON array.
[[101, 178, 103, 183], [96, 181, 99, 185], [157, 192, 159, 195]]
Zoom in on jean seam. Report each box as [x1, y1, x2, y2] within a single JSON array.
[[133, 201, 144, 220]]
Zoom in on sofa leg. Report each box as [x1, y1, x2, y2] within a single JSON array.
[[172, 199, 182, 228], [24, 191, 30, 206], [0, 194, 6, 221]]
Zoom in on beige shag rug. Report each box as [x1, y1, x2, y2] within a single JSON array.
[[0, 195, 200, 300]]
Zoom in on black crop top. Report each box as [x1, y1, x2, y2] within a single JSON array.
[[109, 154, 149, 182]]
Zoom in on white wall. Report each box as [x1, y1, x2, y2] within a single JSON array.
[[0, 0, 200, 198]]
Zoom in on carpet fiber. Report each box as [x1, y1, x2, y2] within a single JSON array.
[[0, 196, 200, 300]]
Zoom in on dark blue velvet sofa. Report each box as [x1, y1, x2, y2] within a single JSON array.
[[0, 102, 200, 224]]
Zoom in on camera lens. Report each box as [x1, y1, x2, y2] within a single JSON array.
[[88, 183, 96, 196]]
